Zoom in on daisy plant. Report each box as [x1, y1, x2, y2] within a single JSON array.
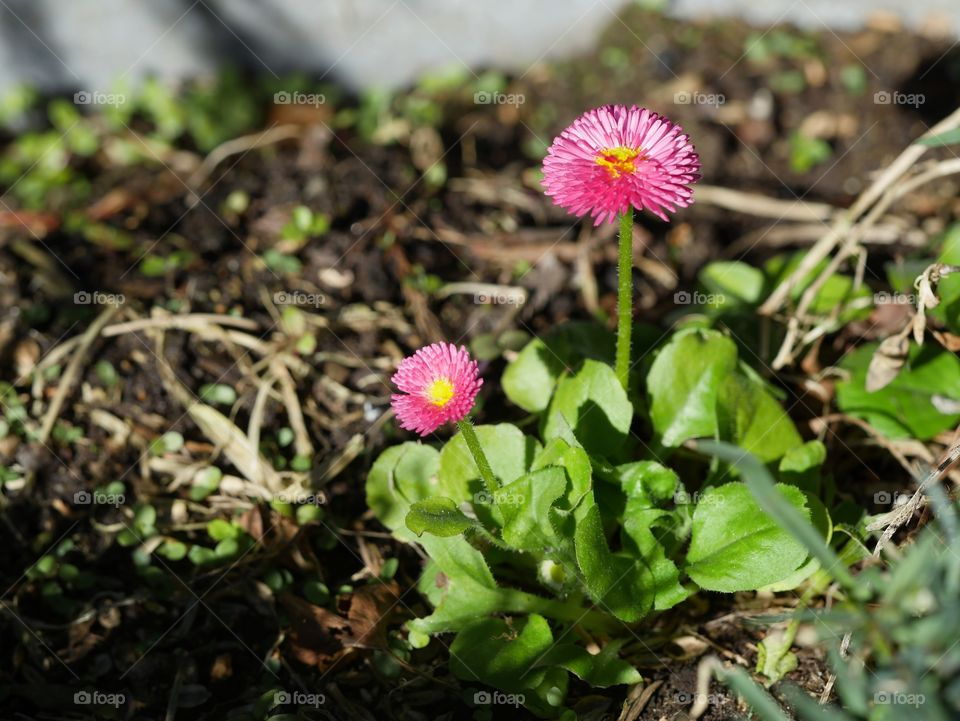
[[542, 105, 700, 389], [366, 106, 855, 717]]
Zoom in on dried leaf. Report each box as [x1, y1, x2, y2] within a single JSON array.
[[933, 330, 960, 352], [345, 581, 400, 649], [235, 505, 266, 541], [866, 333, 910, 392], [912, 308, 927, 345], [278, 593, 350, 668], [210, 653, 233, 681], [916, 273, 940, 310]]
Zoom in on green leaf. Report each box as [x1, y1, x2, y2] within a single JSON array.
[[616, 461, 680, 507], [438, 424, 539, 502], [532, 439, 592, 509], [207, 518, 239, 542], [408, 533, 500, 634], [405, 497, 474, 537], [535, 639, 641, 687], [698, 441, 857, 592], [94, 360, 119, 387], [836, 343, 960, 439], [789, 132, 832, 173], [134, 504, 157, 535], [214, 537, 240, 558], [502, 322, 614, 412], [647, 329, 739, 447], [449, 614, 554, 693], [699, 261, 765, 307], [685, 481, 810, 592], [756, 628, 798, 685], [575, 500, 653, 622], [190, 466, 222, 501], [778, 440, 826, 493], [616, 462, 690, 611], [717, 373, 802, 462], [543, 360, 632, 460], [199, 383, 237, 406], [366, 443, 440, 538], [188, 545, 217, 566], [760, 492, 832, 592], [157, 540, 188, 561], [498, 467, 568, 551], [151, 431, 184, 455]]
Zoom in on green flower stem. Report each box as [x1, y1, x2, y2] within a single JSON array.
[[615, 210, 634, 390], [503, 589, 617, 632], [456, 418, 498, 497]]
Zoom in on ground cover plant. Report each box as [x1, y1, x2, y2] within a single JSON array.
[[1, 5, 960, 720]]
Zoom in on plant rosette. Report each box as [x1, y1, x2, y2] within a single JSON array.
[[367, 325, 845, 715]]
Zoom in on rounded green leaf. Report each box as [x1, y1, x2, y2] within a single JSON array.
[[686, 481, 810, 592], [366, 443, 440, 536], [699, 261, 765, 307], [543, 360, 632, 460], [449, 614, 554, 693], [717, 373, 801, 462], [647, 329, 738, 448]]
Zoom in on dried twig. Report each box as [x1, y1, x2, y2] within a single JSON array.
[[761, 105, 960, 317], [694, 184, 837, 221], [38, 305, 120, 444]]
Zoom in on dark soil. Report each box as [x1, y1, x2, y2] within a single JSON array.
[[1, 6, 956, 720]]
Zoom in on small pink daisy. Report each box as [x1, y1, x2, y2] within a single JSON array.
[[391, 343, 483, 436], [541, 104, 700, 225]]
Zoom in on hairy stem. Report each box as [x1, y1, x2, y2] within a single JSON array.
[[456, 418, 498, 497], [615, 210, 634, 390]]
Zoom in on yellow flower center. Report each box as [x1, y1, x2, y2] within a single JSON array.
[[595, 146, 643, 179], [425, 377, 455, 407]]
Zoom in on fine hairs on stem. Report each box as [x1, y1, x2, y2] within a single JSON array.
[[456, 418, 498, 497], [615, 210, 634, 390]]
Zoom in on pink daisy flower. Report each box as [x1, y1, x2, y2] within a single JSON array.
[[541, 104, 700, 225], [391, 343, 483, 436]]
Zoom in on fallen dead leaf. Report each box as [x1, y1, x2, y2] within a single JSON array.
[[344, 581, 401, 650]]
